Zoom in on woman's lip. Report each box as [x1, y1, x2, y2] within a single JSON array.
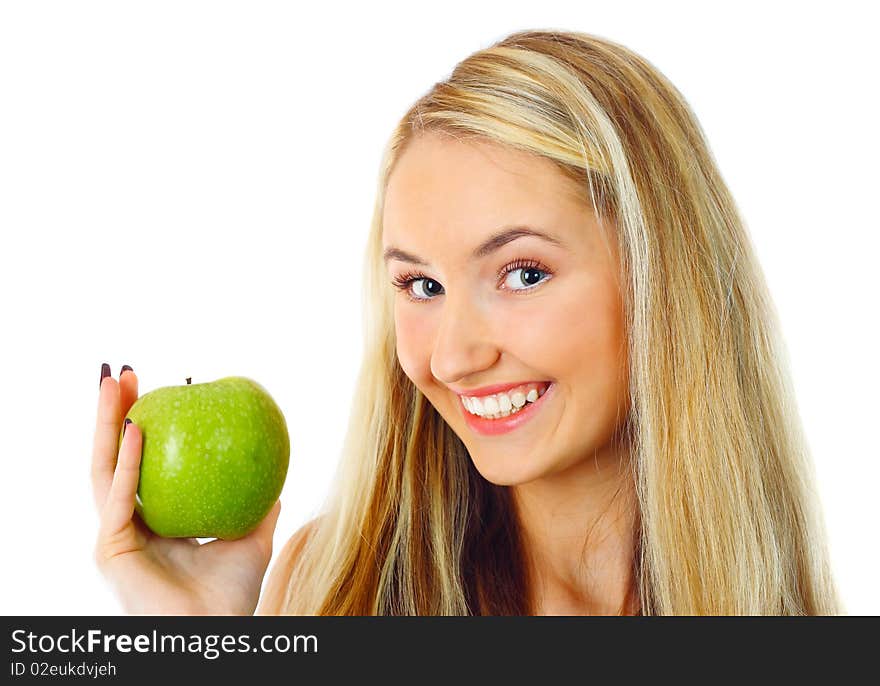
[[451, 380, 552, 398], [460, 382, 556, 436]]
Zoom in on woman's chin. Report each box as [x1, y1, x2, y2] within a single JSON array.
[[469, 456, 545, 488]]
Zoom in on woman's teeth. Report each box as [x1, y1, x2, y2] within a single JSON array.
[[461, 382, 550, 419]]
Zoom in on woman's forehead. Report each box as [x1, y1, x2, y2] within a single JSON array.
[[382, 135, 591, 252], [385, 133, 582, 205]]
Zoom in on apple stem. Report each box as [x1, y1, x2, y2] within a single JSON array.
[[186, 377, 192, 385]]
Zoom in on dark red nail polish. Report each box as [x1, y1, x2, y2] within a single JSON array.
[[123, 417, 132, 436], [100, 362, 111, 389], [120, 365, 133, 377]]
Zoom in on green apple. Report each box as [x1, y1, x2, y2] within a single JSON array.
[[119, 376, 290, 540]]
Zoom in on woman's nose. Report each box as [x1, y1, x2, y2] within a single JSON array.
[[429, 290, 500, 385]]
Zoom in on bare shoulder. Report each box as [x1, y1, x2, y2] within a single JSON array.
[[279, 517, 321, 562], [256, 517, 322, 615]]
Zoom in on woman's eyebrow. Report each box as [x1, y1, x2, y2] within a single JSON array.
[[382, 226, 566, 266]]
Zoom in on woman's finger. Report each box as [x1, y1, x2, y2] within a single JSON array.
[[91, 366, 122, 512], [119, 365, 138, 415], [99, 419, 142, 540]]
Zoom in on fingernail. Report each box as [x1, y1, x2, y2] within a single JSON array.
[[123, 417, 132, 436], [99, 362, 111, 389], [120, 364, 133, 377]]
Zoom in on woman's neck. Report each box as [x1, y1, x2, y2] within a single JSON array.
[[511, 437, 638, 615]]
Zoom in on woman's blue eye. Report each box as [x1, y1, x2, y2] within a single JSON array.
[[411, 278, 443, 299], [503, 266, 549, 291]]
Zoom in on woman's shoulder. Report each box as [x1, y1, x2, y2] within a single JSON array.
[[281, 516, 322, 558], [255, 516, 322, 615]]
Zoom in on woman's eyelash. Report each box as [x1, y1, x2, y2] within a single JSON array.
[[391, 258, 553, 303]]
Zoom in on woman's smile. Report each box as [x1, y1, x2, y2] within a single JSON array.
[[459, 381, 557, 436]]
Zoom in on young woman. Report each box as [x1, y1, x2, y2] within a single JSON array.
[[92, 29, 842, 615]]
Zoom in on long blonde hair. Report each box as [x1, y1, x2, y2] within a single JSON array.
[[282, 29, 842, 615]]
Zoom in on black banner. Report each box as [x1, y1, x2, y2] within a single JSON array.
[[2, 616, 875, 681]]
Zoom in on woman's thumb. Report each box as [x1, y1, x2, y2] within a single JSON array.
[[249, 500, 282, 561]]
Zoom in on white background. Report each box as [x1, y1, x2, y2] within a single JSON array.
[[1, 1, 877, 615]]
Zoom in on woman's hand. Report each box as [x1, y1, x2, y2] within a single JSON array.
[[91, 364, 282, 615]]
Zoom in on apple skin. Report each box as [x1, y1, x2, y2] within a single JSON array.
[[119, 376, 290, 540]]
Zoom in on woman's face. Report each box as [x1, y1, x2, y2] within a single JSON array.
[[382, 132, 630, 486]]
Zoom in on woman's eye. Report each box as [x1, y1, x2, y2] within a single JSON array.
[[411, 278, 443, 299], [503, 266, 550, 291]]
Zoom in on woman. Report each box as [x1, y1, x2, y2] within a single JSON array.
[[92, 29, 842, 615]]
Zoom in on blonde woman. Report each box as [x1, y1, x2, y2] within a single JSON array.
[[92, 29, 841, 615]]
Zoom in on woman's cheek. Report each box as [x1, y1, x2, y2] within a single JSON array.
[[394, 304, 435, 387]]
